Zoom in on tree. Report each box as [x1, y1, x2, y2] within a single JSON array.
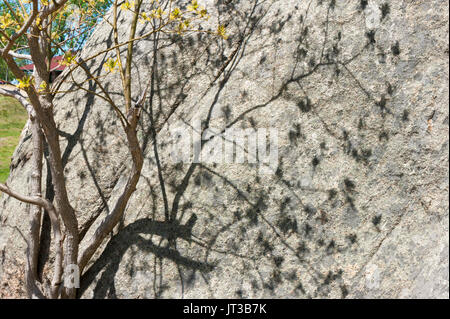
[[0, 0, 223, 299], [0, 57, 13, 80], [0, 0, 113, 82]]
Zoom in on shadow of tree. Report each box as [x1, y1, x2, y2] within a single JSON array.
[[79, 215, 215, 298], [45, 0, 409, 298]]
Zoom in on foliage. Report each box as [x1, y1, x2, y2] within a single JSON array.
[[0, 0, 113, 81]]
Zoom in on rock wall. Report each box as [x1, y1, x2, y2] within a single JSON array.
[[1, 0, 448, 298]]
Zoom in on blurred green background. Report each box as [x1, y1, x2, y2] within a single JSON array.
[[0, 95, 27, 183]]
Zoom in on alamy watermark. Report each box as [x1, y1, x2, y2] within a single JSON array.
[[168, 119, 279, 174]]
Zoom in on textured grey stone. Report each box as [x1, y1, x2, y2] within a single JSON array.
[[0, 0, 448, 298]]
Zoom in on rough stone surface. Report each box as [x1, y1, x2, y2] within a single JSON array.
[[0, 0, 448, 298]]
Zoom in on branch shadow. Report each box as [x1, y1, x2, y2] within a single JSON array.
[[68, 0, 405, 298]]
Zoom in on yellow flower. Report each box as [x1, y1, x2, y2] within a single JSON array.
[[187, 0, 199, 12], [217, 25, 228, 40], [150, 8, 165, 19], [140, 12, 151, 23], [17, 76, 33, 89], [176, 22, 186, 34], [0, 13, 14, 29], [60, 51, 76, 66], [169, 7, 181, 20], [199, 8, 208, 19], [104, 57, 118, 73], [38, 81, 48, 93], [121, 0, 135, 10]]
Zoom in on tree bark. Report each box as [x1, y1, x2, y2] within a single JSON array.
[[25, 113, 44, 298]]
